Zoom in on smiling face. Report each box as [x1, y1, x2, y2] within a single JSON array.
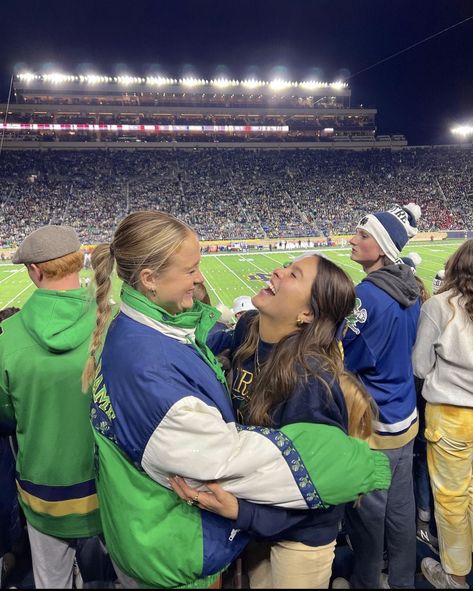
[[252, 255, 318, 335], [140, 232, 204, 315], [350, 228, 385, 273]]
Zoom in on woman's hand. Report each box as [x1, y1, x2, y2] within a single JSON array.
[[169, 476, 239, 520]]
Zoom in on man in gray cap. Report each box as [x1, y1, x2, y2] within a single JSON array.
[[0, 225, 101, 588], [12, 225, 81, 266]]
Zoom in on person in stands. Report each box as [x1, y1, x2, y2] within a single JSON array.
[[413, 239, 473, 590], [339, 203, 422, 589], [0, 226, 100, 589]]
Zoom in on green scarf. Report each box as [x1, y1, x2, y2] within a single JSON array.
[[120, 283, 228, 386]]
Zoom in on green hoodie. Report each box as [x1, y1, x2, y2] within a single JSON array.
[[0, 288, 101, 538]]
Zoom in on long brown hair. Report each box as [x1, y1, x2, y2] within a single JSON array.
[[82, 210, 193, 391], [234, 255, 356, 427], [439, 238, 473, 322]]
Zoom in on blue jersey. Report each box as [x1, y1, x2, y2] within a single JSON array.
[[343, 265, 420, 447]]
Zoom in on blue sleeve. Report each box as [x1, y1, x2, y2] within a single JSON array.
[[343, 331, 376, 375], [235, 499, 311, 538], [343, 287, 376, 374], [207, 324, 234, 355]]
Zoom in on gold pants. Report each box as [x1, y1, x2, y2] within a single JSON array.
[[245, 538, 336, 589], [425, 403, 473, 576]]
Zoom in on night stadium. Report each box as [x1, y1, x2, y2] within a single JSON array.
[[1, 72, 472, 311]]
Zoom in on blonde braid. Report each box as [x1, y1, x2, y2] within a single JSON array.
[[81, 243, 115, 392]]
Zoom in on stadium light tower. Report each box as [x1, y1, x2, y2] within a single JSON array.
[[451, 125, 473, 139]]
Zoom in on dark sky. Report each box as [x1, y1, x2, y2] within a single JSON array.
[[1, 0, 472, 145]]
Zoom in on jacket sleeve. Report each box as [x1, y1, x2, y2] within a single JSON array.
[[207, 325, 234, 356], [140, 385, 391, 510], [412, 305, 440, 379], [343, 330, 377, 375], [343, 291, 377, 374], [235, 499, 312, 537]]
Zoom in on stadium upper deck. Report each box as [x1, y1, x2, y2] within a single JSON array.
[[0, 73, 406, 146]]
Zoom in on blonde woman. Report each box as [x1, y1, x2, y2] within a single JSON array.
[[82, 211, 391, 589], [413, 239, 473, 590]]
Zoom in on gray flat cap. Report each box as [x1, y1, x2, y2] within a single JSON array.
[[12, 225, 81, 264]]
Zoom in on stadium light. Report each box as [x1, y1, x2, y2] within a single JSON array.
[[85, 75, 104, 85], [43, 73, 74, 84], [451, 125, 473, 138], [242, 79, 264, 88], [17, 72, 36, 82], [147, 76, 173, 86], [299, 81, 328, 89], [14, 72, 347, 90], [269, 79, 293, 91], [212, 78, 235, 88], [116, 75, 142, 85], [330, 81, 347, 90], [181, 77, 208, 87]]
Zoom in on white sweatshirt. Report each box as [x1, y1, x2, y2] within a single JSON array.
[[412, 290, 473, 407]]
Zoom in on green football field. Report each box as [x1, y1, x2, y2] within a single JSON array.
[[0, 241, 462, 311]]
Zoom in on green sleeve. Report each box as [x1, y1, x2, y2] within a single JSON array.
[[281, 422, 391, 506]]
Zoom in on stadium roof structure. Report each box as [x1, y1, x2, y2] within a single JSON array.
[[14, 73, 350, 98], [2, 71, 410, 149]]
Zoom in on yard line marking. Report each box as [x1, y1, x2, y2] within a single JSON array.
[[215, 256, 257, 294], [1, 283, 34, 308], [201, 271, 224, 306], [260, 253, 282, 265], [203, 247, 353, 258], [0, 269, 22, 285]]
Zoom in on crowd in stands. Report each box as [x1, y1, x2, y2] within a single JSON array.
[[1, 146, 472, 246]]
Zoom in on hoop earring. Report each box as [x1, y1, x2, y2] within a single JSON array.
[[296, 318, 304, 327]]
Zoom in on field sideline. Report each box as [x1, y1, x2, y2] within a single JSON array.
[[0, 240, 462, 311]]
